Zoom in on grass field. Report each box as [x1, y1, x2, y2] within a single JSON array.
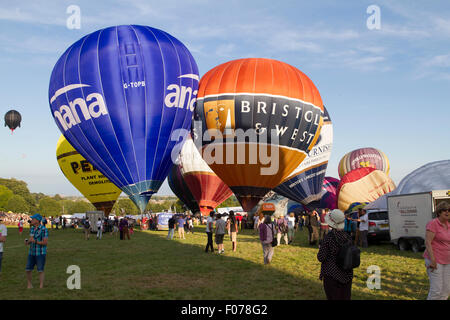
[[0, 224, 430, 300]]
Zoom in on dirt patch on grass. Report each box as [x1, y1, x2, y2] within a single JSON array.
[[131, 274, 215, 289]]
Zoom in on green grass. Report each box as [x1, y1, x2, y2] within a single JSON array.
[[0, 225, 430, 300]]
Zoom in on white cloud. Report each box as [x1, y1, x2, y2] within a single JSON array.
[[378, 23, 429, 38], [433, 17, 450, 35], [215, 43, 236, 58], [426, 54, 450, 68], [0, 4, 66, 26]]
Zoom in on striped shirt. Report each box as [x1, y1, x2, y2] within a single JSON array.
[[29, 225, 49, 256]]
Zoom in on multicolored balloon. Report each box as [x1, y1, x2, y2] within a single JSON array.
[[274, 106, 333, 208], [320, 176, 340, 209], [337, 167, 396, 212], [346, 202, 369, 213], [338, 147, 390, 179], [49, 25, 198, 213], [56, 135, 122, 215], [193, 58, 324, 211], [179, 136, 233, 216], [167, 164, 200, 214]]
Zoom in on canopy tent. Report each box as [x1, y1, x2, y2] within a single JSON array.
[[365, 192, 394, 211]]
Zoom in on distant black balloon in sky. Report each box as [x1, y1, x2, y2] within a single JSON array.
[[4, 110, 22, 133]]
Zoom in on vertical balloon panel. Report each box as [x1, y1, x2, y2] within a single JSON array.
[[274, 107, 333, 208], [167, 164, 200, 214], [49, 25, 198, 213]]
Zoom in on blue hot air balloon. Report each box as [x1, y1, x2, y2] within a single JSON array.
[[274, 107, 333, 209], [49, 25, 199, 212]]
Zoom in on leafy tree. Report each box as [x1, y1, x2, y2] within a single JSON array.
[[6, 194, 30, 213], [65, 200, 95, 214], [38, 197, 62, 217], [0, 178, 29, 197], [0, 178, 36, 209], [217, 195, 240, 208], [32, 192, 47, 203], [173, 199, 185, 212], [53, 194, 63, 201], [0, 185, 13, 210], [113, 199, 138, 216]]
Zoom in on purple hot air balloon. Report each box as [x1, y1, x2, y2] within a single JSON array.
[[320, 176, 340, 209]]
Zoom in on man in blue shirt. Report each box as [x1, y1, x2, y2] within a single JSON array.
[[25, 213, 49, 289], [177, 216, 186, 239]]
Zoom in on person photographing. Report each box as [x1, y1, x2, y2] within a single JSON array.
[[25, 214, 49, 289], [424, 202, 450, 300]]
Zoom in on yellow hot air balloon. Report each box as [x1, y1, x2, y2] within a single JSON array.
[[56, 135, 122, 216]]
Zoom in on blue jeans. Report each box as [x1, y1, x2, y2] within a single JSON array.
[[26, 254, 46, 272], [167, 228, 174, 239]]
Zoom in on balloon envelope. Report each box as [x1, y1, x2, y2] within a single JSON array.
[[394, 160, 450, 194], [167, 164, 200, 214], [346, 202, 369, 213], [337, 167, 396, 211], [56, 135, 122, 215], [338, 147, 390, 179], [179, 137, 233, 216], [320, 176, 340, 209], [274, 106, 333, 207], [49, 25, 198, 213], [4, 110, 21, 132], [193, 58, 324, 211]]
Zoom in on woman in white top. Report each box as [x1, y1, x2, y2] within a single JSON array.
[[96, 218, 103, 240], [287, 212, 296, 244]]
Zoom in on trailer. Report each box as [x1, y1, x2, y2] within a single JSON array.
[[387, 190, 450, 252], [86, 211, 105, 233]]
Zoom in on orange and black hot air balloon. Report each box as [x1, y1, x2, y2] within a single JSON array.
[[192, 58, 324, 211], [4, 110, 22, 133]]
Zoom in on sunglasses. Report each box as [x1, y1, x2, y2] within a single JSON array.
[[441, 209, 449, 213]]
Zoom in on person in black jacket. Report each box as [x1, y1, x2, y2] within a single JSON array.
[[317, 209, 354, 300], [167, 216, 176, 240]]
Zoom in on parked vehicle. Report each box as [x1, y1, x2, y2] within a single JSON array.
[[366, 210, 390, 242], [61, 214, 73, 228], [86, 211, 105, 233], [387, 190, 450, 252]]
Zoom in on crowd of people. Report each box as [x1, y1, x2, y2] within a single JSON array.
[[0, 211, 30, 226], [0, 202, 448, 301]]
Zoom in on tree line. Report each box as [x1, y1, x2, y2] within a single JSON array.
[[0, 177, 240, 217]]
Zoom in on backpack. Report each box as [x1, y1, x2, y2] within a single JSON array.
[[334, 232, 360, 271], [278, 219, 288, 233]]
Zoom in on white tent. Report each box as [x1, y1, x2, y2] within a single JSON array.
[[365, 192, 393, 210], [395, 160, 450, 194], [366, 160, 450, 210]]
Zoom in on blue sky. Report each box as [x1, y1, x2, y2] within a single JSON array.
[[0, 0, 449, 197]]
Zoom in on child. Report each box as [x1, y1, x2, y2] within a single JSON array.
[[18, 218, 24, 236], [129, 223, 134, 235]]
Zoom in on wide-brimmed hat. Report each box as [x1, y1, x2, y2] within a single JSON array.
[[325, 209, 346, 230]]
